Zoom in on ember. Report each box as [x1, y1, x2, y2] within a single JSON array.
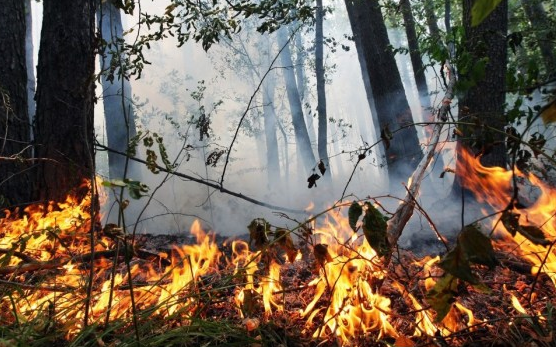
[[1, 149, 556, 346]]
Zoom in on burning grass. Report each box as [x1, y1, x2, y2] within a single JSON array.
[[1, 151, 556, 346]]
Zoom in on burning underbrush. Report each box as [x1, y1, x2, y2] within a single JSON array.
[[1, 151, 556, 346]]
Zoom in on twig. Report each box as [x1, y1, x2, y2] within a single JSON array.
[[0, 279, 76, 292], [0, 248, 39, 263], [95, 143, 307, 214], [219, 26, 300, 187], [385, 61, 456, 266]]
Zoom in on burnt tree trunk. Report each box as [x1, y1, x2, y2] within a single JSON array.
[[34, 0, 96, 203], [262, 70, 281, 186], [0, 0, 31, 209], [345, 0, 422, 182]]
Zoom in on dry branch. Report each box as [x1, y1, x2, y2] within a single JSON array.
[[385, 62, 456, 265], [0, 248, 170, 275]]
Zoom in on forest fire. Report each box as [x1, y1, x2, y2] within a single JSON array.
[[0, 148, 555, 346]]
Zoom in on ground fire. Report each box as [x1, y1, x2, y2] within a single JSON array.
[[1, 148, 555, 346]]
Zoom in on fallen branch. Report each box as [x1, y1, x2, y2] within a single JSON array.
[[0, 248, 39, 263], [385, 61, 456, 266], [0, 279, 75, 292], [0, 248, 171, 275]]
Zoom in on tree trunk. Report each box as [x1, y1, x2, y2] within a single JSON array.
[[278, 28, 316, 175], [424, 0, 441, 40], [34, 0, 96, 203], [461, 0, 508, 168], [262, 71, 281, 186], [98, 0, 138, 180], [0, 0, 31, 209], [521, 0, 556, 73], [400, 0, 430, 109], [25, 0, 36, 123], [345, 0, 422, 182], [315, 0, 330, 177]]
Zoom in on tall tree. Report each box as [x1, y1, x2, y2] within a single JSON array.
[[315, 0, 330, 177], [521, 0, 556, 74], [0, 0, 31, 208], [345, 0, 422, 181], [25, 0, 36, 122], [400, 0, 430, 109], [277, 28, 317, 175], [459, 0, 508, 168], [34, 0, 96, 202], [98, 0, 139, 180], [262, 69, 281, 185], [424, 0, 441, 40]]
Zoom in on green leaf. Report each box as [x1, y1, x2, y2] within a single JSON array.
[[439, 244, 479, 284], [426, 274, 457, 322], [362, 203, 390, 257], [348, 202, 363, 232], [458, 224, 497, 268], [471, 0, 502, 27]]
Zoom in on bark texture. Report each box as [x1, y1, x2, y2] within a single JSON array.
[[0, 0, 31, 208], [345, 0, 422, 180], [34, 0, 96, 202], [460, 0, 508, 168]]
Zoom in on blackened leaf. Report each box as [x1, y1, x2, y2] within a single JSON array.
[[380, 125, 393, 150], [458, 224, 497, 268], [438, 244, 479, 284], [307, 173, 320, 188], [362, 203, 390, 257], [314, 243, 332, 266], [248, 218, 270, 250], [501, 211, 520, 237], [275, 228, 298, 263], [426, 274, 457, 322], [348, 202, 363, 232], [318, 160, 326, 175], [520, 225, 551, 246], [501, 211, 549, 245]]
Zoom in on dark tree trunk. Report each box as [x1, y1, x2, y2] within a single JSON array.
[[345, 0, 422, 181], [315, 0, 330, 177], [34, 0, 96, 203], [98, 0, 138, 180], [0, 0, 31, 208], [278, 28, 316, 175], [400, 0, 430, 108], [521, 0, 556, 74], [424, 0, 441, 40], [461, 0, 508, 168]]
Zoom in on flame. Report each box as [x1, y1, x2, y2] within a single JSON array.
[[456, 148, 556, 288], [4, 164, 541, 345]]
